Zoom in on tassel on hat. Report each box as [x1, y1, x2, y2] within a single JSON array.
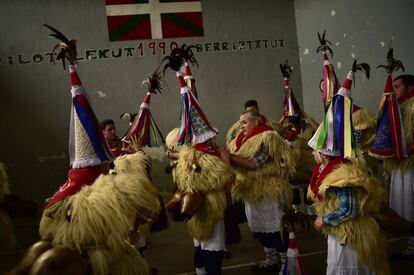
[[321, 52, 339, 107], [282, 232, 308, 275], [309, 59, 371, 158], [370, 49, 407, 160], [280, 61, 302, 118], [44, 25, 112, 208], [317, 31, 339, 108], [122, 70, 165, 147], [162, 45, 216, 145]]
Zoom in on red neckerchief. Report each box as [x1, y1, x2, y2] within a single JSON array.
[[195, 143, 219, 156], [309, 157, 346, 201], [235, 123, 273, 151], [398, 90, 414, 105], [352, 104, 361, 113]]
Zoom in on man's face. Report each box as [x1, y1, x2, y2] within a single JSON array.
[[393, 78, 409, 99], [103, 124, 116, 141], [240, 114, 258, 134]]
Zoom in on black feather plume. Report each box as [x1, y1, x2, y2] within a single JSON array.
[[44, 24, 77, 70], [377, 48, 405, 74], [280, 60, 293, 79], [316, 30, 333, 57], [142, 69, 164, 94], [352, 60, 371, 79], [161, 44, 198, 74], [281, 209, 310, 235]]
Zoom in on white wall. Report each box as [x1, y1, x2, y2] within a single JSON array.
[[294, 0, 414, 121], [0, 0, 301, 201]]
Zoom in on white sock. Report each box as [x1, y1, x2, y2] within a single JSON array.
[[263, 247, 278, 266], [278, 252, 287, 275], [195, 267, 207, 275]]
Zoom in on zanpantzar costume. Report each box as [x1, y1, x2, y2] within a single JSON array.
[[228, 121, 294, 273], [370, 49, 414, 256], [34, 26, 161, 275], [164, 48, 232, 275], [308, 61, 391, 275]]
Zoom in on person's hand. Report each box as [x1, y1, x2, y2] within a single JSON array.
[[314, 217, 324, 232], [131, 135, 143, 152], [217, 147, 230, 164]]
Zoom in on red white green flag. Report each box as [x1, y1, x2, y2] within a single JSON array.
[[106, 0, 204, 41]]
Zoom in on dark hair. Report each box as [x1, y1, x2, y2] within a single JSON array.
[[394, 74, 414, 88], [100, 119, 115, 129], [241, 110, 262, 122], [288, 115, 302, 125], [244, 99, 258, 110]]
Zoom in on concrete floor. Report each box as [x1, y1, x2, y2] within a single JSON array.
[[1, 211, 413, 275]]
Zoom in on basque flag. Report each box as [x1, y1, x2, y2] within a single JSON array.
[[106, 0, 204, 41]]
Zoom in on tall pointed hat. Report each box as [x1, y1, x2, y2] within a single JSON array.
[[317, 31, 339, 108], [280, 60, 302, 117], [43, 25, 112, 208], [122, 69, 165, 147], [176, 71, 217, 145], [369, 49, 407, 160], [162, 44, 216, 145], [308, 63, 356, 158]]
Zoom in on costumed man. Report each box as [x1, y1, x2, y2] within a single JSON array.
[[224, 109, 295, 273], [167, 57, 235, 274], [308, 62, 391, 275], [369, 48, 414, 258], [226, 100, 282, 145], [278, 61, 318, 215], [19, 25, 161, 275], [119, 69, 168, 268]]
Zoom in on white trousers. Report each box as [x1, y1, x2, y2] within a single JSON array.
[[389, 166, 414, 222], [326, 235, 375, 275], [245, 199, 282, 233], [193, 220, 225, 251]]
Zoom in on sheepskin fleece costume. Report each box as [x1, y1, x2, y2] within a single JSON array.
[[40, 152, 160, 275], [175, 146, 235, 241], [308, 162, 390, 275], [52, 172, 160, 275], [228, 131, 294, 204]]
